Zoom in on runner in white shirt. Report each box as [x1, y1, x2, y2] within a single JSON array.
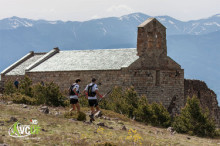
[[69, 79, 81, 112], [84, 78, 103, 122]]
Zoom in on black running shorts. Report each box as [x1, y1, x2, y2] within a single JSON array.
[[88, 99, 98, 107], [70, 98, 78, 104]]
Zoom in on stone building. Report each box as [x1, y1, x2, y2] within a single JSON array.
[[1, 18, 185, 114]]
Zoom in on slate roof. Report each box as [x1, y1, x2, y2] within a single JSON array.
[[29, 48, 139, 72], [5, 53, 45, 75]]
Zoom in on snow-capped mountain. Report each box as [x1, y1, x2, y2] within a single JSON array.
[[0, 13, 220, 103], [1, 13, 220, 35]]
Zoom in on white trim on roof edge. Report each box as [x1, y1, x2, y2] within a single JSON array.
[[1, 51, 34, 75], [25, 47, 59, 71]]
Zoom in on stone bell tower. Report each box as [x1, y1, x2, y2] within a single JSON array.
[[137, 18, 167, 58]]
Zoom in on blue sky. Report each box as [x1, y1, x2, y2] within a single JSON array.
[[0, 0, 220, 21]]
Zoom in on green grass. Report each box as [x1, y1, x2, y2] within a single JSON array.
[[0, 102, 220, 146]]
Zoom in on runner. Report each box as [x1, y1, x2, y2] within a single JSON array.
[[69, 79, 81, 112], [84, 78, 103, 122]]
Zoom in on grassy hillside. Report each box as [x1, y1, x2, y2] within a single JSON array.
[[0, 102, 220, 146]]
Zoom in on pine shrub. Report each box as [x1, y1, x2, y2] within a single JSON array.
[[150, 103, 171, 127], [134, 96, 152, 124], [11, 93, 36, 105], [4, 81, 17, 95], [172, 96, 216, 137], [32, 82, 65, 106], [18, 76, 33, 97]]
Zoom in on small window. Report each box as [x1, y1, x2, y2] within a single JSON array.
[[156, 70, 160, 86]]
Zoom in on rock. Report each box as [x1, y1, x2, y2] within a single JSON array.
[[112, 118, 119, 121], [83, 121, 91, 125], [103, 116, 110, 120], [122, 125, 127, 131], [41, 129, 47, 132], [94, 111, 103, 118], [97, 122, 105, 127], [55, 111, 59, 116], [7, 101, 13, 105], [40, 106, 49, 114], [167, 127, 176, 135], [0, 144, 8, 146], [118, 121, 124, 125], [0, 121, 4, 126], [7, 117, 18, 123], [106, 117, 110, 120], [69, 119, 78, 122], [23, 104, 28, 108]]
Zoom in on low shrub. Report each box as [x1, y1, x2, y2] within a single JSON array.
[[100, 86, 171, 128], [99, 86, 133, 117], [172, 96, 216, 137], [3, 93, 37, 105], [18, 76, 33, 97], [134, 96, 152, 124], [4, 81, 17, 95], [77, 111, 86, 121], [150, 103, 171, 127], [32, 82, 66, 106]]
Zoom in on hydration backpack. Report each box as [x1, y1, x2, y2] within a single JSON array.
[[88, 84, 96, 97], [69, 84, 78, 96]]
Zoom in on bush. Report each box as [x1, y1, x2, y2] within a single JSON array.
[[32, 83, 46, 105], [18, 76, 33, 97], [77, 111, 87, 121], [150, 103, 171, 127], [4, 81, 17, 95], [134, 96, 152, 124], [100, 86, 171, 128], [172, 96, 216, 137], [3, 92, 37, 105], [32, 82, 66, 106], [99, 86, 133, 117]]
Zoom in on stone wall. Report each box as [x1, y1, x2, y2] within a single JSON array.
[[24, 67, 184, 115], [184, 79, 220, 128], [26, 70, 122, 95], [121, 68, 184, 114], [0, 80, 4, 93]]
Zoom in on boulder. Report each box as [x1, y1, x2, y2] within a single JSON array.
[[122, 125, 127, 131], [40, 106, 49, 114], [8, 117, 18, 123], [23, 104, 28, 108], [97, 122, 105, 127]]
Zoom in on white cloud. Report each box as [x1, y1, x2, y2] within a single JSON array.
[[107, 5, 134, 13], [91, 15, 100, 19]]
